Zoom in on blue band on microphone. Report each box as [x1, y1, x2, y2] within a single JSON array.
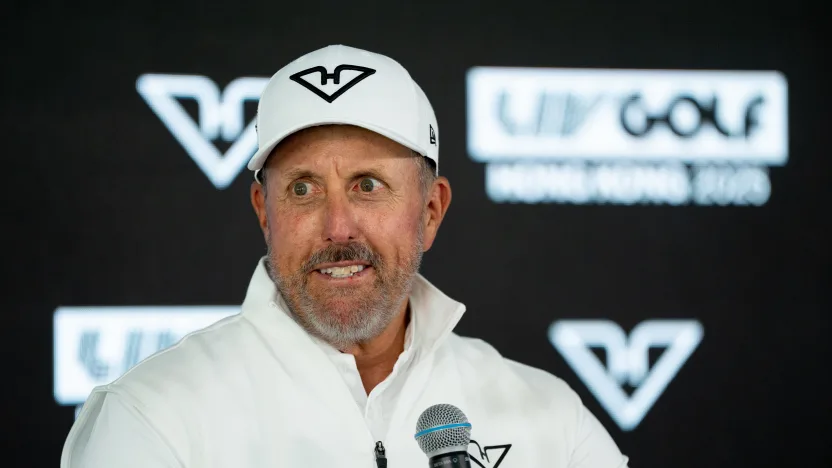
[[414, 423, 472, 439]]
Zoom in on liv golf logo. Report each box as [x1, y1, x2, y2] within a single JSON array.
[[467, 68, 789, 205], [137, 74, 269, 189]]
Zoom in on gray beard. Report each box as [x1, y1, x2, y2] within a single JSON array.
[[265, 228, 424, 350]]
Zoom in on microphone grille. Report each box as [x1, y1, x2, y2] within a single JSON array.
[[414, 403, 472, 456]]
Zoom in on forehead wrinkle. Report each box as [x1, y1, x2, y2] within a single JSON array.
[[267, 125, 416, 182]]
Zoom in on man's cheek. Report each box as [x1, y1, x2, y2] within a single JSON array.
[[391, 213, 423, 242], [374, 219, 420, 259], [274, 217, 308, 246]]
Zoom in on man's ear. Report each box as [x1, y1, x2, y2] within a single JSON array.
[[421, 176, 452, 252], [250, 179, 269, 237]]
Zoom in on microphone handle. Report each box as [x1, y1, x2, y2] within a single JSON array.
[[428, 451, 471, 468]]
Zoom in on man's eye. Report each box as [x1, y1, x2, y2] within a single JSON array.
[[358, 177, 384, 193], [292, 182, 313, 196]]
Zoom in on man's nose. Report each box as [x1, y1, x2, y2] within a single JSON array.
[[321, 193, 359, 243]]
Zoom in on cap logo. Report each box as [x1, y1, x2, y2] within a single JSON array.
[[289, 64, 376, 103], [429, 124, 437, 145]]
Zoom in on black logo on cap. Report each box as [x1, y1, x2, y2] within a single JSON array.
[[429, 124, 436, 145], [289, 65, 376, 103]]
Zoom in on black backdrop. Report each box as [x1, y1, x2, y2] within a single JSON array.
[[3, 0, 829, 466]]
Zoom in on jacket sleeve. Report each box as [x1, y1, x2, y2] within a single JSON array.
[[568, 403, 630, 468], [61, 391, 185, 468]]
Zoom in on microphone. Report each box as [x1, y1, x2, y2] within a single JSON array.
[[414, 404, 472, 468]]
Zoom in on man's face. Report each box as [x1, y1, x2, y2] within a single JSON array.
[[251, 125, 440, 349]]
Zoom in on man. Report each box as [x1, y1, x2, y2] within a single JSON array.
[[61, 45, 629, 467]]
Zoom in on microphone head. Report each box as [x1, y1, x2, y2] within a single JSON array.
[[414, 403, 472, 457]]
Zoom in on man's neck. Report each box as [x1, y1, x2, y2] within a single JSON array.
[[340, 299, 410, 395]]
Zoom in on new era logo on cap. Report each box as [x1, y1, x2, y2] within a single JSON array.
[[289, 65, 376, 103]]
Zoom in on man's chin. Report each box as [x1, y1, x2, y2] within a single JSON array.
[[304, 300, 393, 345], [311, 296, 375, 320]]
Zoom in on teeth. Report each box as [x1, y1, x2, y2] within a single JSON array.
[[319, 265, 365, 278]]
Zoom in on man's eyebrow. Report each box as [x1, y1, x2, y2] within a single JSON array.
[[279, 166, 391, 182], [345, 166, 389, 180], [279, 168, 319, 181]]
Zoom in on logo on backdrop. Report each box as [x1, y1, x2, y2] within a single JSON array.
[[54, 306, 239, 412], [289, 65, 376, 103], [548, 319, 704, 430], [137, 74, 269, 189], [467, 67, 788, 206]]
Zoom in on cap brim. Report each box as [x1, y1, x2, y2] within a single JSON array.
[[247, 119, 431, 172]]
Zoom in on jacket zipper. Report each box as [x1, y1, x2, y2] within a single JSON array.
[[374, 441, 387, 468]]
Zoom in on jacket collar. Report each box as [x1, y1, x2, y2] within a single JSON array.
[[240, 257, 466, 357]]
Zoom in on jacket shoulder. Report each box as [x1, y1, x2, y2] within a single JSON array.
[[445, 336, 628, 466], [446, 334, 585, 412], [103, 313, 259, 402], [68, 315, 258, 467]]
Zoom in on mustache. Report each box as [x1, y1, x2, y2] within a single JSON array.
[[302, 242, 382, 272]]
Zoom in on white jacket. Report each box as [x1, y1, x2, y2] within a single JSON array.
[[62, 259, 629, 468]]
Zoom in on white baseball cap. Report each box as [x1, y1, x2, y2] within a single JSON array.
[[248, 44, 439, 180]]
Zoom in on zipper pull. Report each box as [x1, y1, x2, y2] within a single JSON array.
[[374, 441, 387, 468]]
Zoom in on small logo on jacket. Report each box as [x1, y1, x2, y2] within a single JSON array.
[[549, 319, 703, 431], [289, 65, 376, 103], [469, 441, 511, 468]]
